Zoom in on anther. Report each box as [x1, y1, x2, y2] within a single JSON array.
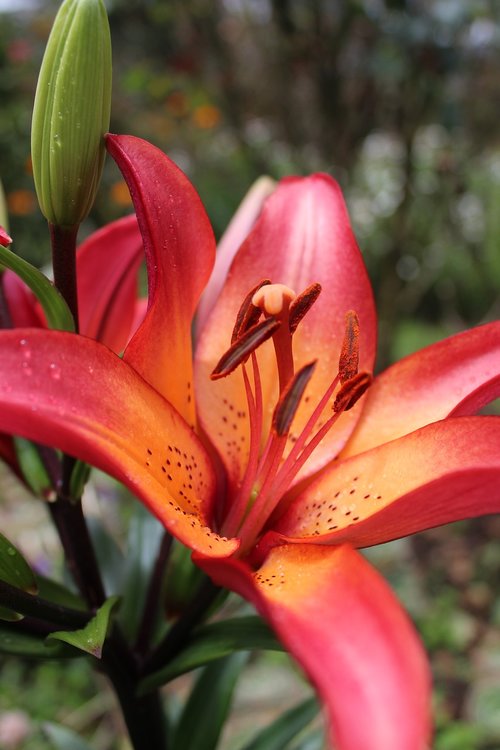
[[272, 361, 317, 436], [231, 279, 271, 344], [211, 317, 281, 380], [338, 310, 360, 383], [252, 283, 296, 317], [289, 283, 322, 334], [334, 371, 372, 413]]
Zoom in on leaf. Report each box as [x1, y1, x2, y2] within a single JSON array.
[[0, 531, 37, 621], [13, 437, 52, 496], [289, 728, 325, 750], [171, 652, 247, 750], [139, 616, 282, 693], [35, 575, 85, 611], [119, 503, 164, 639], [47, 595, 120, 658], [42, 722, 94, 750], [240, 697, 319, 750], [0, 623, 79, 659], [0, 243, 75, 331]]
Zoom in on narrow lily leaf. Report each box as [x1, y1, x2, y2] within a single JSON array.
[[87, 517, 125, 597], [290, 729, 324, 750], [171, 652, 247, 750], [42, 722, 94, 750], [36, 575, 85, 611], [13, 437, 52, 496], [139, 616, 281, 693], [240, 697, 319, 750], [0, 531, 37, 620], [47, 595, 120, 658], [119, 503, 164, 640], [0, 624, 78, 659], [0, 244, 74, 331], [0, 531, 37, 592]]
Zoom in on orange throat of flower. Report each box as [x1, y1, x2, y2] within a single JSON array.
[[210, 281, 372, 555]]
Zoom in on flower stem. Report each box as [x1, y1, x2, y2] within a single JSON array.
[[102, 632, 169, 750], [48, 495, 106, 609], [49, 223, 79, 331], [0, 578, 90, 628]]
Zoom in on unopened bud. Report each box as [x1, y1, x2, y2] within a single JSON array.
[[31, 0, 112, 229]]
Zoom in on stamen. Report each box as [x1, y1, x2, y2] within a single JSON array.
[[272, 362, 317, 436], [339, 310, 360, 383], [289, 283, 322, 334], [231, 279, 271, 343], [211, 317, 280, 380], [334, 371, 372, 412], [252, 283, 296, 317]]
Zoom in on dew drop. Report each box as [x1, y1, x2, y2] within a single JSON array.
[[21, 362, 33, 376], [49, 363, 61, 381], [6, 547, 15, 557]]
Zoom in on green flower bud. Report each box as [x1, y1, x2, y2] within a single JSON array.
[[31, 0, 112, 229]]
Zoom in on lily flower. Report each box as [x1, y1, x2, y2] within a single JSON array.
[[1, 135, 500, 750]]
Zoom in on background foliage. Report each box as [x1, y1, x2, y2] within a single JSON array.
[[1, 1, 500, 748]]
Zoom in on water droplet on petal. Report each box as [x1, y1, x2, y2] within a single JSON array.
[[49, 363, 61, 381]]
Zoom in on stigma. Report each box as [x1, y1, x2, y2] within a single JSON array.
[[210, 281, 372, 552]]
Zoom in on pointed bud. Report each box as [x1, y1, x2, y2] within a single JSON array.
[[31, 0, 112, 229]]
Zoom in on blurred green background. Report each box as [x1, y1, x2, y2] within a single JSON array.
[[1, 1, 500, 748]]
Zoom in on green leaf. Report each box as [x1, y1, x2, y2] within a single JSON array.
[[139, 616, 282, 693], [47, 595, 120, 658], [172, 652, 247, 750], [0, 243, 75, 331], [42, 722, 94, 750], [35, 575, 85, 611], [289, 728, 325, 750], [0, 623, 79, 659], [0, 531, 37, 621], [13, 437, 52, 496], [240, 697, 319, 750], [119, 503, 164, 639]]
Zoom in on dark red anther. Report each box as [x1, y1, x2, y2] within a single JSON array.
[[338, 310, 360, 384], [272, 361, 317, 436], [211, 317, 281, 380], [231, 279, 271, 344], [289, 283, 322, 334], [333, 371, 372, 413]]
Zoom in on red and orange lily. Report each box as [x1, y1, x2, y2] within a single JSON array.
[[1, 134, 500, 749]]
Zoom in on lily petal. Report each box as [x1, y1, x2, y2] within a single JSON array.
[[1, 270, 46, 328], [106, 134, 216, 426], [195, 174, 376, 489], [0, 329, 237, 557], [77, 214, 143, 352], [196, 176, 276, 332], [197, 543, 431, 750], [344, 322, 500, 456], [275, 417, 500, 548]]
